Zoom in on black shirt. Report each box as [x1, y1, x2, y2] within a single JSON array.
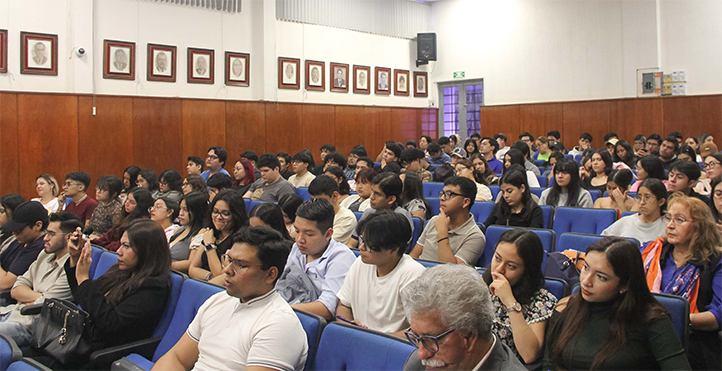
[[0, 234, 44, 278], [484, 202, 544, 229], [280, 169, 294, 180], [200, 234, 234, 272]]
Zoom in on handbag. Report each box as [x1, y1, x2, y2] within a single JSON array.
[[31, 298, 94, 365], [544, 250, 586, 289]]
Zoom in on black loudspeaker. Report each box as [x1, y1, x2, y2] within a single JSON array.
[[417, 33, 437, 62]]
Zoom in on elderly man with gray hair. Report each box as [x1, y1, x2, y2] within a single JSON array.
[[401, 265, 526, 371]]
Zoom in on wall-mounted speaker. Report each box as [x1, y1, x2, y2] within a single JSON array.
[[417, 33, 437, 62]]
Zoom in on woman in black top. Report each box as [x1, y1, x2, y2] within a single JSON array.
[[232, 158, 256, 197], [64, 219, 171, 368], [484, 165, 543, 229], [543, 236, 689, 370], [613, 139, 636, 169], [581, 149, 612, 195]]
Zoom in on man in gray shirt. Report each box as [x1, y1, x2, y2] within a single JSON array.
[[244, 153, 296, 202]]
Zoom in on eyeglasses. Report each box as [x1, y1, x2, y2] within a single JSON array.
[[221, 254, 263, 275], [638, 194, 656, 203], [664, 214, 691, 225], [438, 190, 465, 200], [212, 209, 232, 219], [703, 162, 721, 169], [63, 182, 79, 188], [404, 328, 455, 354], [455, 166, 468, 174], [148, 205, 169, 213], [207, 155, 219, 160], [45, 230, 68, 238]]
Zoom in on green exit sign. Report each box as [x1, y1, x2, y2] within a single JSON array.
[[453, 71, 465, 79]]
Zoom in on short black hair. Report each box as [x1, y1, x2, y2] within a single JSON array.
[[277, 152, 291, 165], [49, 212, 83, 234], [663, 136, 680, 152], [232, 226, 292, 285], [647, 133, 662, 143], [356, 156, 374, 167], [65, 172, 91, 192], [207, 173, 233, 191], [438, 137, 451, 146], [669, 131, 683, 140], [355, 210, 411, 257], [494, 133, 507, 141], [296, 198, 335, 233], [308, 175, 339, 198], [240, 150, 259, 163], [207, 146, 228, 167], [634, 134, 647, 143], [443, 176, 477, 210], [187, 156, 204, 169], [547, 130, 561, 139], [481, 136, 499, 153], [405, 140, 418, 148], [159, 169, 183, 192], [549, 151, 565, 163], [371, 172, 403, 206], [292, 151, 313, 165], [96, 175, 123, 200], [157, 197, 181, 221], [603, 132, 618, 142], [510, 141, 530, 158], [257, 153, 281, 171], [519, 132, 533, 140], [278, 193, 303, 223], [400, 148, 425, 165], [320, 144, 336, 152], [669, 160, 701, 182], [324, 152, 348, 169], [350, 145, 368, 157], [580, 133, 593, 142], [428, 142, 442, 154], [386, 144, 402, 160], [470, 133, 481, 140], [0, 194, 25, 213]]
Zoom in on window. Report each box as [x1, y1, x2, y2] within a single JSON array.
[[438, 80, 484, 140], [443, 86, 460, 138]]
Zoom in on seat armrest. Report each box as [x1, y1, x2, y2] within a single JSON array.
[[19, 304, 43, 316], [89, 337, 162, 370]]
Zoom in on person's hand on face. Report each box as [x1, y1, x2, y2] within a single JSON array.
[[610, 187, 626, 205], [434, 209, 450, 233], [489, 272, 515, 307]]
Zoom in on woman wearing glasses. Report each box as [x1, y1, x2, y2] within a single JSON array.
[[92, 188, 154, 252], [181, 174, 208, 197], [189, 189, 249, 285], [601, 179, 667, 245], [640, 194, 722, 370], [695, 153, 722, 196], [709, 176, 722, 232], [455, 159, 492, 201], [630, 155, 667, 193], [87, 175, 124, 238], [149, 197, 180, 241], [157, 169, 183, 202]]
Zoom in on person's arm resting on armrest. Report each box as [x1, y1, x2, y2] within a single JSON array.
[[151, 333, 200, 371]]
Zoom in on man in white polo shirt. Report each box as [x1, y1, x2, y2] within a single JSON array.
[[152, 227, 308, 371]]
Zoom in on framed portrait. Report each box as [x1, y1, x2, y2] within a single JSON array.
[[103, 40, 135, 80], [330, 62, 349, 93], [353, 65, 371, 94], [374, 67, 391, 95], [20, 32, 58, 76], [188, 48, 214, 84], [278, 57, 300, 90], [305, 60, 325, 92], [225, 51, 249, 87], [413, 71, 428, 97], [0, 30, 7, 73], [147, 43, 176, 82], [394, 69, 410, 96]]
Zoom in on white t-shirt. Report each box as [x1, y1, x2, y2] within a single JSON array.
[[289, 172, 316, 188], [31, 197, 59, 215], [601, 213, 666, 245], [476, 183, 492, 201], [187, 290, 308, 371], [337, 255, 425, 333], [333, 207, 357, 245]]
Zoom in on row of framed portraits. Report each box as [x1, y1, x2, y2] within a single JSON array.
[[0, 30, 59, 76], [278, 57, 428, 97]]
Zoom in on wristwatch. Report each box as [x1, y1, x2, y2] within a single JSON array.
[[204, 242, 217, 252], [506, 302, 522, 312]]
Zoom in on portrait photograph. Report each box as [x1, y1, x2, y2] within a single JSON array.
[[103, 39, 135, 80], [305, 60, 325, 92], [225, 51, 249, 87], [188, 47, 214, 84], [20, 31, 58, 76], [0, 29, 7, 73], [353, 65, 370, 94], [330, 62, 349, 93], [414, 71, 428, 97], [147, 43, 176, 82], [394, 69, 410, 96], [278, 57, 300, 90], [374, 66, 391, 95]]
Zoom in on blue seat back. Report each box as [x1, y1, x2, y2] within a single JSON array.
[[415, 259, 439, 269], [540, 205, 554, 229], [0, 334, 21, 371], [536, 175, 548, 187], [152, 279, 224, 361], [422, 182, 445, 198], [92, 251, 119, 280], [311, 322, 415, 371], [409, 217, 423, 252], [558, 232, 640, 253], [530, 187, 545, 198], [351, 249, 360, 257], [477, 226, 556, 268], [427, 197, 440, 216], [7, 359, 49, 371], [152, 272, 186, 338], [470, 201, 494, 223], [353, 211, 364, 221], [88, 245, 105, 278], [587, 190, 600, 202], [294, 309, 327, 371], [247, 200, 265, 214], [574, 154, 582, 163], [544, 277, 568, 299], [296, 187, 312, 201], [652, 293, 689, 349], [488, 186, 500, 200], [552, 207, 617, 244], [621, 211, 637, 218]]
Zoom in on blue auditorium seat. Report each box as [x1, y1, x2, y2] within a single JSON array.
[[536, 175, 548, 188], [409, 217, 423, 252], [620, 211, 637, 218], [0, 333, 22, 370], [470, 201, 494, 223], [422, 182, 445, 198], [530, 187, 545, 198], [544, 277, 568, 299], [88, 245, 105, 278], [540, 205, 554, 229], [552, 207, 617, 244], [92, 251, 120, 279], [477, 226, 556, 268], [296, 187, 312, 201], [427, 197, 440, 215], [488, 186, 500, 200], [557, 232, 640, 253], [7, 358, 52, 371], [587, 190, 600, 202], [294, 309, 327, 371], [353, 211, 364, 221], [414, 259, 440, 269]]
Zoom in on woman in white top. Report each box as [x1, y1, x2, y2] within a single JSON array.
[[504, 149, 541, 188], [32, 174, 60, 214], [455, 159, 492, 201], [340, 167, 375, 213], [601, 178, 667, 245], [539, 158, 593, 208], [149, 197, 180, 242]]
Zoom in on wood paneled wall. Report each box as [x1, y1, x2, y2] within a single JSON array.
[[0, 92, 438, 200], [479, 95, 722, 150]]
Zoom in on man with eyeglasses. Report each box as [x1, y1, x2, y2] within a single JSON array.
[[0, 212, 81, 347], [668, 160, 712, 208], [153, 227, 308, 371], [0, 202, 49, 292], [201, 146, 230, 182], [61, 171, 98, 227], [400, 264, 525, 371], [409, 177, 485, 265], [288, 151, 316, 188]]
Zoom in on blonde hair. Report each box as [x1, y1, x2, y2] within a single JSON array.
[[666, 192, 722, 262], [36, 174, 59, 197]]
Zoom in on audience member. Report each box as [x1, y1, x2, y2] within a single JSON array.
[[485, 167, 543, 229], [710, 175, 722, 230], [313, 144, 337, 175], [308, 176, 357, 245], [376, 143, 402, 173], [438, 137, 453, 156], [240, 150, 263, 180], [31, 174, 60, 214], [677, 145, 697, 162], [399, 173, 432, 221], [540, 152, 565, 181], [668, 160, 711, 207], [464, 139, 480, 158], [232, 158, 256, 196], [337, 210, 425, 335], [341, 167, 375, 212], [92, 188, 154, 252], [543, 237, 689, 370], [278, 193, 303, 239], [185, 155, 204, 176], [244, 153, 296, 202], [533, 136, 551, 164], [696, 152, 722, 195], [593, 169, 638, 213], [426, 142, 452, 164], [633, 134, 647, 157], [87, 175, 124, 238], [455, 159, 492, 201], [137, 169, 161, 198], [613, 139, 636, 170], [150, 197, 180, 241], [277, 152, 294, 179], [604, 137, 618, 155], [201, 146, 230, 182], [450, 147, 467, 167], [568, 133, 593, 158], [470, 153, 499, 185], [120, 165, 141, 199], [509, 141, 541, 177], [547, 130, 562, 147], [158, 169, 183, 201], [418, 135, 432, 155], [602, 178, 666, 244], [152, 227, 307, 371], [323, 166, 351, 205], [181, 174, 208, 197], [0, 194, 26, 251], [503, 149, 540, 188], [401, 264, 526, 371], [630, 155, 667, 192], [400, 148, 432, 182], [518, 132, 535, 154], [345, 145, 367, 180], [685, 136, 702, 160], [249, 202, 293, 241], [168, 191, 208, 272], [288, 151, 317, 188], [646, 133, 662, 155], [355, 156, 374, 174], [206, 173, 233, 201], [323, 152, 348, 174], [0, 201, 48, 291], [659, 136, 680, 170], [410, 175, 486, 264], [480, 136, 504, 174], [495, 133, 511, 160], [581, 149, 612, 195], [539, 158, 593, 208], [700, 133, 715, 146], [62, 171, 98, 226]]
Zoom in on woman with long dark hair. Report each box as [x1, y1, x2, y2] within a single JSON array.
[[484, 165, 543, 229], [464, 139, 480, 158], [120, 165, 141, 199], [482, 229, 557, 363], [455, 159, 492, 201], [709, 175, 722, 231], [232, 158, 256, 196], [91, 188, 154, 252], [249, 202, 293, 241], [593, 169, 638, 213], [137, 169, 160, 198], [613, 139, 636, 170], [470, 153, 499, 185], [544, 236, 689, 370], [168, 191, 209, 272], [278, 193, 303, 239], [582, 149, 613, 195], [630, 155, 667, 192], [399, 172, 432, 221], [87, 175, 124, 238], [504, 149, 540, 188], [601, 178, 667, 244], [340, 168, 376, 212], [539, 158, 593, 208], [181, 174, 208, 197]]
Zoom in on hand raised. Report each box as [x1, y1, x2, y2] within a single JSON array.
[[489, 272, 515, 307]]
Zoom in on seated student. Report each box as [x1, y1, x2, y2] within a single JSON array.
[[455, 159, 493, 201], [695, 152, 722, 195], [244, 153, 297, 202], [150, 197, 180, 241], [61, 171, 98, 226], [710, 176, 722, 231], [510, 140, 541, 177], [450, 147, 467, 167], [641, 195, 722, 370], [137, 169, 161, 199], [581, 149, 613, 196], [543, 237, 690, 371], [410, 176, 485, 265], [593, 169, 638, 214], [308, 176, 357, 245], [345, 145, 367, 180], [375, 143, 403, 174], [249, 202, 294, 241], [277, 199, 356, 320], [568, 132, 593, 158], [533, 136, 552, 164], [240, 150, 263, 180], [346, 172, 414, 249], [277, 151, 294, 179], [232, 158, 256, 197], [399, 173, 432, 222], [207, 173, 233, 202], [659, 136, 680, 170], [168, 192, 209, 272], [0, 202, 48, 292], [630, 155, 667, 192], [278, 193, 303, 239], [189, 190, 249, 285], [87, 175, 124, 238], [181, 174, 207, 196], [483, 229, 557, 364], [288, 151, 317, 188], [152, 227, 307, 371], [677, 145, 698, 163], [485, 167, 543, 229], [426, 142, 452, 164], [0, 194, 26, 252], [201, 146, 230, 182], [120, 165, 141, 200], [341, 168, 376, 212], [470, 153, 500, 185], [92, 188, 154, 252], [668, 159, 712, 208], [354, 155, 374, 174], [324, 166, 351, 206], [323, 152, 348, 174], [62, 219, 171, 368], [32, 174, 60, 214], [479, 136, 505, 174], [313, 144, 337, 175], [602, 178, 666, 244], [503, 149, 541, 188], [336, 211, 426, 336], [400, 148, 432, 182], [540, 158, 593, 208], [613, 140, 636, 170], [157, 169, 183, 201], [0, 212, 81, 347], [465, 138, 480, 158], [540, 152, 565, 181], [185, 155, 204, 176]]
